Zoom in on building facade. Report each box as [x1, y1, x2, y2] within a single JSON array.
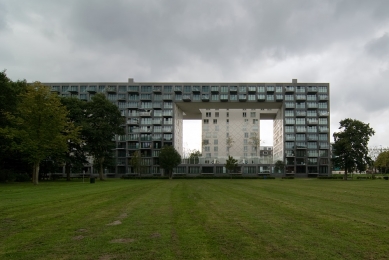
[[44, 79, 330, 177]]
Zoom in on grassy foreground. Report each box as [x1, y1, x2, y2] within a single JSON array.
[[1, 179, 388, 260]]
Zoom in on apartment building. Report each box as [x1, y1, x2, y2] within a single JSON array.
[[44, 79, 331, 177]]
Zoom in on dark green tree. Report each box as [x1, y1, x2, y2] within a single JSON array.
[[83, 93, 125, 180], [60, 97, 88, 181], [333, 118, 375, 180], [0, 70, 29, 180], [1, 82, 79, 184], [225, 155, 238, 174], [159, 145, 181, 179], [189, 149, 202, 164], [274, 160, 285, 174]]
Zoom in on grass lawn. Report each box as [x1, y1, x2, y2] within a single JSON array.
[[1, 178, 388, 260]]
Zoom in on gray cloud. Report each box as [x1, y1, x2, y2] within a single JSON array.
[[365, 33, 389, 59], [1, 0, 389, 146]]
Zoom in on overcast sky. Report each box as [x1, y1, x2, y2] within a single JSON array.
[[1, 0, 388, 151]]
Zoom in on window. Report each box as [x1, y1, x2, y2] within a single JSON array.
[[204, 146, 210, 152], [226, 119, 229, 124], [244, 133, 249, 138], [244, 119, 249, 123], [215, 112, 219, 117], [213, 119, 217, 124], [318, 86, 328, 93], [243, 112, 247, 117], [184, 86, 191, 93], [206, 112, 211, 117], [319, 118, 328, 125], [244, 139, 248, 145], [226, 112, 229, 117], [215, 125, 219, 131], [164, 86, 172, 92], [214, 139, 218, 145], [250, 112, 256, 117], [285, 126, 294, 133], [296, 118, 305, 125], [253, 119, 258, 124], [214, 146, 218, 152], [203, 119, 209, 124]]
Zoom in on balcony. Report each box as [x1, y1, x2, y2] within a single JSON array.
[[192, 86, 201, 92], [163, 94, 172, 100], [152, 119, 162, 125], [285, 151, 295, 157], [247, 86, 256, 93], [276, 94, 283, 101], [256, 94, 265, 101], [153, 102, 162, 109], [266, 86, 275, 92], [295, 111, 306, 117], [163, 111, 173, 117], [307, 119, 318, 125], [174, 86, 182, 93], [318, 95, 329, 101], [106, 86, 117, 93], [229, 86, 237, 92], [319, 127, 329, 133], [69, 86, 78, 93], [285, 86, 295, 92], [296, 95, 306, 101], [239, 87, 246, 93], [307, 102, 318, 109], [87, 86, 97, 92], [139, 111, 152, 117], [318, 111, 329, 117], [183, 94, 191, 101], [296, 127, 306, 133], [51, 86, 60, 93], [319, 143, 329, 149], [127, 102, 139, 109], [211, 86, 219, 93], [307, 86, 318, 93], [220, 94, 228, 101], [239, 94, 247, 101], [153, 86, 162, 92], [201, 94, 209, 101], [127, 119, 139, 125]]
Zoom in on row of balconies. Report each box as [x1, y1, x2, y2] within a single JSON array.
[[285, 127, 329, 133], [52, 85, 328, 94], [285, 111, 329, 117]]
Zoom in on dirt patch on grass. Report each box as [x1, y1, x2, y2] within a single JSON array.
[[76, 228, 88, 233], [110, 238, 135, 244], [72, 235, 84, 240], [150, 232, 161, 238], [106, 220, 122, 226], [118, 213, 128, 219], [98, 254, 113, 260]]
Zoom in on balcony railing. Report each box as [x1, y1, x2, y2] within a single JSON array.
[[318, 111, 329, 117]]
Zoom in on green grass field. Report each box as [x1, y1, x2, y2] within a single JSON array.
[[1, 179, 388, 260]]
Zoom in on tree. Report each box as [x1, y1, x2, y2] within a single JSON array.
[[83, 93, 125, 180], [225, 155, 238, 174], [189, 149, 202, 164], [249, 132, 260, 157], [226, 136, 234, 156], [129, 150, 145, 177], [1, 82, 79, 184], [332, 118, 375, 180], [0, 70, 29, 179], [159, 145, 181, 179], [274, 160, 285, 174], [374, 151, 389, 174], [60, 97, 88, 181]]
